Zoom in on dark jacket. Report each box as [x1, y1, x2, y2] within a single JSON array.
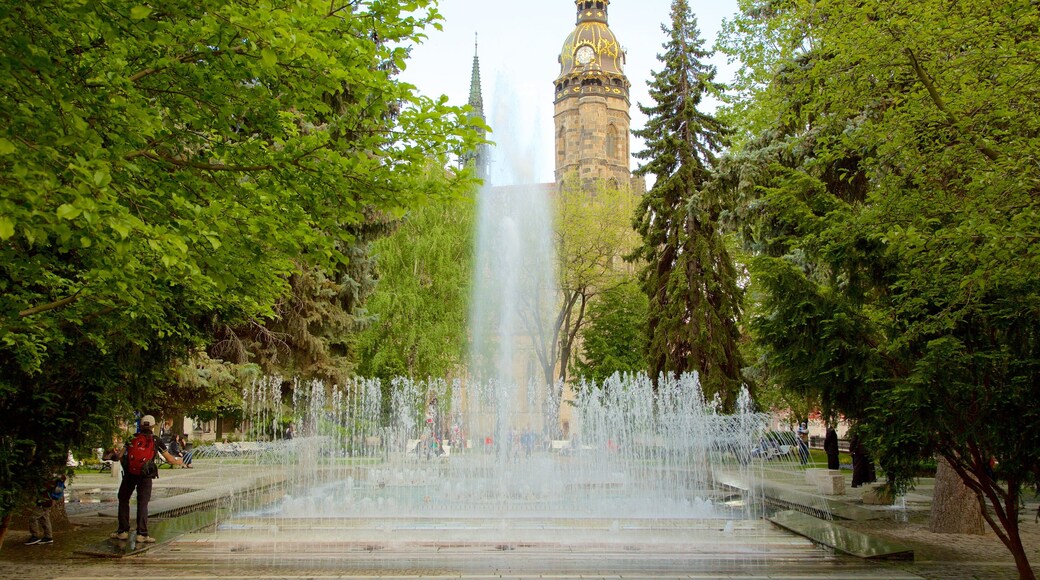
[[824, 428, 840, 469]]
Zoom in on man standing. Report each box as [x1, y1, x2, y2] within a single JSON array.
[[111, 415, 181, 543]]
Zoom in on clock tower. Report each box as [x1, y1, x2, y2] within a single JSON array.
[[554, 0, 632, 190]]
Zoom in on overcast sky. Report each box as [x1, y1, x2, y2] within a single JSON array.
[[399, 0, 741, 185]]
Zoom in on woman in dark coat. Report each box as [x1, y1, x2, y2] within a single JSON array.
[[849, 431, 877, 487], [824, 426, 840, 470]]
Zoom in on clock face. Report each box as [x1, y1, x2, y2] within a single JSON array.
[[575, 45, 595, 65]]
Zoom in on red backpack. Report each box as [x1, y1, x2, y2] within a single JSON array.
[[124, 433, 157, 476]]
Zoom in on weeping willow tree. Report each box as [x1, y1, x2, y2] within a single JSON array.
[[355, 193, 475, 382]]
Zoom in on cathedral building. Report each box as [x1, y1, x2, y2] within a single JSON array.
[[554, 0, 636, 191], [461, 0, 640, 439], [464, 0, 639, 193]]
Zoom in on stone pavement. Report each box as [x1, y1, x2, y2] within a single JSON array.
[[0, 459, 1036, 579]]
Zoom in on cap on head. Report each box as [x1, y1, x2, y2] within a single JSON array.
[[140, 415, 156, 427]]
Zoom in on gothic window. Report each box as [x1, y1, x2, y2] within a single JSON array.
[[558, 124, 566, 159], [606, 125, 619, 160]]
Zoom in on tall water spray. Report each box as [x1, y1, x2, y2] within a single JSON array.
[[468, 78, 556, 449], [217, 80, 776, 560]]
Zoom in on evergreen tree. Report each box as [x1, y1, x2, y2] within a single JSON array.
[[629, 0, 744, 405]]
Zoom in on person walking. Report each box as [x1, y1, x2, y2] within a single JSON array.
[[111, 415, 182, 543], [24, 474, 64, 545], [824, 425, 840, 470], [796, 422, 810, 465]]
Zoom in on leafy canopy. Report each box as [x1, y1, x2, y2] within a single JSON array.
[[718, 0, 1040, 572], [0, 0, 479, 521]]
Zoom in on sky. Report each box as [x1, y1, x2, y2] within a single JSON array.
[[399, 0, 742, 185]]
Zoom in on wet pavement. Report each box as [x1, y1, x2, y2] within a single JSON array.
[[1, 460, 1037, 579]]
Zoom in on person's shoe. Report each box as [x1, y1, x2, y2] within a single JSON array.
[[38, 538, 53, 544], [24, 536, 41, 545], [137, 534, 156, 543], [110, 531, 129, 540]]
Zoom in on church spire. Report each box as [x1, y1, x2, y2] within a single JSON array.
[[462, 33, 490, 182], [468, 33, 484, 115]]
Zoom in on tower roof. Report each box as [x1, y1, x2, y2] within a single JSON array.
[[468, 33, 484, 115], [463, 34, 489, 181], [555, 0, 629, 101], [574, 0, 610, 24]]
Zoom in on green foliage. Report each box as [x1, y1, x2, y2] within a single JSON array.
[[355, 192, 475, 382], [0, 0, 478, 523], [544, 175, 640, 389], [629, 0, 745, 407], [210, 219, 392, 388], [572, 280, 648, 383], [719, 0, 1040, 571], [161, 353, 260, 422]]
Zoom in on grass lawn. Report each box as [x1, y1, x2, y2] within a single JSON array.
[[807, 448, 852, 468]]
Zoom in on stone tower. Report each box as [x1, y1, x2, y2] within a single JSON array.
[[461, 35, 490, 181], [554, 0, 632, 189]]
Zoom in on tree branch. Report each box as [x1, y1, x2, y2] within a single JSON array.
[[129, 47, 244, 84], [904, 48, 1000, 161], [19, 292, 82, 317], [141, 151, 273, 172], [138, 142, 328, 173]]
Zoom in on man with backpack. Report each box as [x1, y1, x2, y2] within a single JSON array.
[[111, 415, 182, 543]]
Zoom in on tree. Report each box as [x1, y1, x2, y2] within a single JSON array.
[[527, 175, 638, 402], [355, 190, 475, 382], [719, 0, 1040, 575], [571, 280, 648, 384], [208, 220, 391, 387], [629, 0, 745, 407], [0, 0, 479, 540]]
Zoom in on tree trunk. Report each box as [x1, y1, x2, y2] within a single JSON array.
[[929, 456, 985, 534], [172, 414, 186, 437], [0, 513, 10, 551]]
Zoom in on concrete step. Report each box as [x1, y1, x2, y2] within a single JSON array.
[[768, 509, 913, 560]]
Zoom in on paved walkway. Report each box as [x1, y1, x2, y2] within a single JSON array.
[[0, 459, 1036, 579]]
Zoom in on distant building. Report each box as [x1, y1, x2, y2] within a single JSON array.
[[459, 35, 490, 181]]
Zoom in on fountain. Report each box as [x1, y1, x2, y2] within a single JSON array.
[[176, 85, 802, 573], [236, 373, 764, 520]]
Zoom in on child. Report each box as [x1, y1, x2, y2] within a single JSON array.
[[25, 474, 65, 545]]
